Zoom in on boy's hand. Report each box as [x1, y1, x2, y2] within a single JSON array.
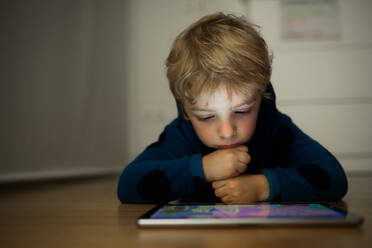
[[212, 174, 269, 204], [202, 145, 250, 182]]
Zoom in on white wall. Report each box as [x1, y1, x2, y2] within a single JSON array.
[[0, 0, 130, 182], [125, 0, 372, 174], [2, 0, 370, 182]]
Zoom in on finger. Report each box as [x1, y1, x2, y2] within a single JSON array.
[[221, 195, 233, 204], [214, 187, 228, 198], [237, 152, 251, 164], [236, 162, 247, 174], [236, 145, 248, 152], [212, 180, 227, 189]]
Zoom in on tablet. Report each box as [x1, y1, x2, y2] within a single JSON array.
[[137, 203, 363, 227]]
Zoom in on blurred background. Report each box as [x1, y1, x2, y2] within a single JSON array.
[[1, 0, 371, 183]]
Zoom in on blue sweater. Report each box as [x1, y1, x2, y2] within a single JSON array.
[[118, 83, 348, 203]]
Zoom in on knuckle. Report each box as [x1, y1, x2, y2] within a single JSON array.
[[227, 182, 236, 190], [232, 192, 239, 198], [247, 153, 251, 162]]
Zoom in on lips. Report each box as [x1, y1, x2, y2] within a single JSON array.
[[217, 143, 241, 149]]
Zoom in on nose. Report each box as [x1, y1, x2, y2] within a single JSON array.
[[218, 119, 236, 139]]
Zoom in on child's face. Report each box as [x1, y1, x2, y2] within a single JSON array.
[[183, 86, 261, 149]]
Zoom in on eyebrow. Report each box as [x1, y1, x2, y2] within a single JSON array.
[[190, 100, 257, 112], [232, 101, 257, 109], [189, 107, 213, 112]]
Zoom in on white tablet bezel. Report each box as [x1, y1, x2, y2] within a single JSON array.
[[137, 202, 363, 227]]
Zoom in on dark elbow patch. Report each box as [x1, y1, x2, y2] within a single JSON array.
[[298, 164, 331, 190], [137, 170, 170, 202], [191, 177, 220, 203]]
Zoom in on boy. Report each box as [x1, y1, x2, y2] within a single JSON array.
[[117, 13, 347, 204]]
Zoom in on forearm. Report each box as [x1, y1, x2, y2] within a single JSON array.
[[260, 156, 348, 202], [117, 154, 204, 203], [274, 161, 348, 202]]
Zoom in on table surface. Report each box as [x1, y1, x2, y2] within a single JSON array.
[[0, 174, 371, 248]]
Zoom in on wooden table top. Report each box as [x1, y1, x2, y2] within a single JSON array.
[[0, 174, 371, 248]]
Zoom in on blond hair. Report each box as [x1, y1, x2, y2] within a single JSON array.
[[166, 12, 272, 107]]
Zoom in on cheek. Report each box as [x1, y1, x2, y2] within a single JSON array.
[[191, 122, 216, 144], [236, 115, 258, 139]]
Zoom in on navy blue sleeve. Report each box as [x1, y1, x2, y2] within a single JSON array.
[[117, 119, 205, 203], [261, 113, 348, 202]]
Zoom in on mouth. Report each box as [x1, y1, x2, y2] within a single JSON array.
[[217, 143, 241, 149]]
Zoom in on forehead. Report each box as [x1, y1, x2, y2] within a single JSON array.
[[190, 87, 252, 110]]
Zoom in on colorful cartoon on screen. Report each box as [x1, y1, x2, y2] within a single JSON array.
[[150, 204, 344, 219]]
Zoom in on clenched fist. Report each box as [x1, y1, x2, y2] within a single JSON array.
[[202, 145, 251, 182], [212, 174, 270, 204]]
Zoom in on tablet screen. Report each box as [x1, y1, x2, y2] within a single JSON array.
[[149, 203, 345, 219]]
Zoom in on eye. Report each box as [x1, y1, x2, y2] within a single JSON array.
[[234, 109, 252, 115], [196, 115, 214, 121]]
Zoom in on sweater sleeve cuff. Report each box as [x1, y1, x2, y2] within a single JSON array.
[[190, 154, 205, 180], [261, 169, 281, 202]]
